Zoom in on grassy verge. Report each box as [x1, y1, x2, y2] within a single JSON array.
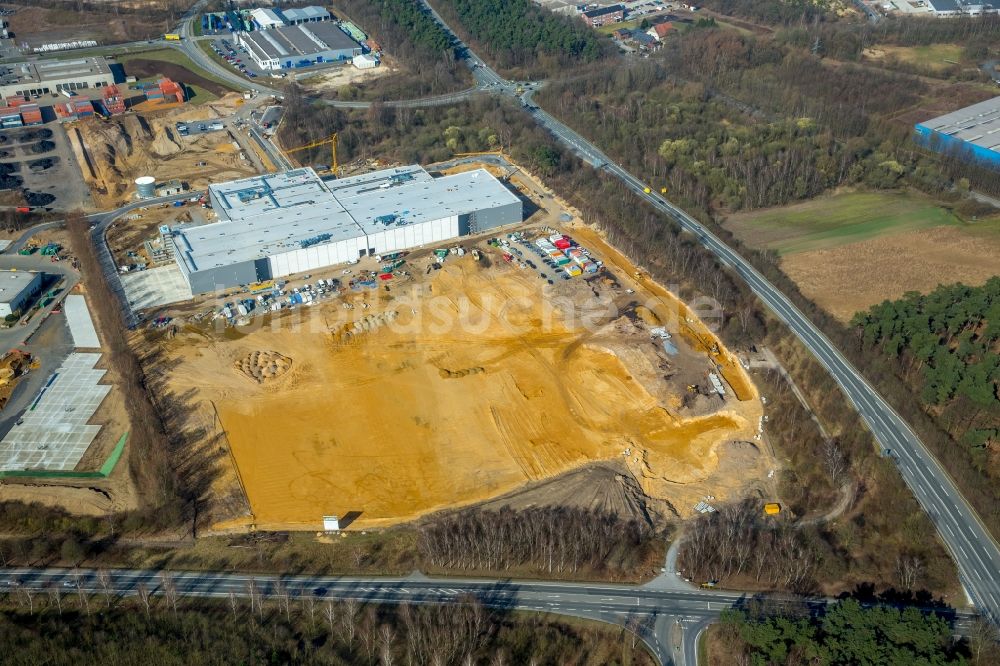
[[117, 47, 238, 94], [872, 44, 965, 71]]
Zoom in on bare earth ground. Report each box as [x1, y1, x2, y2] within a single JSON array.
[[70, 93, 256, 208], [298, 61, 396, 93], [782, 225, 1000, 322], [2, 4, 167, 46], [153, 217, 764, 531]]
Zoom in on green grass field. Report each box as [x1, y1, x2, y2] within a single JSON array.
[[871, 44, 964, 71], [725, 191, 966, 255]]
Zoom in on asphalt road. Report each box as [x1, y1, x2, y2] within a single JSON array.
[[524, 98, 1000, 622], [408, 0, 1000, 630], [10, 5, 995, 663]]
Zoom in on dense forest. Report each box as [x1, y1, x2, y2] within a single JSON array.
[[536, 26, 1000, 216], [430, 0, 611, 76], [853, 279, 1000, 464], [780, 14, 1000, 65], [326, 0, 470, 100], [713, 600, 981, 665], [0, 599, 652, 665]]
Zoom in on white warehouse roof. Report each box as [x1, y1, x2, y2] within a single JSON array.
[[180, 166, 520, 272]]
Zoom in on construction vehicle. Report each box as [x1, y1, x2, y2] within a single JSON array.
[[164, 33, 182, 41], [286, 133, 339, 176], [660, 187, 667, 194], [471, 248, 480, 261], [764, 503, 781, 516], [686, 384, 699, 393]]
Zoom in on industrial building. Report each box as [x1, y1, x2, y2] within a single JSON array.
[[235, 21, 361, 70], [582, 4, 626, 26], [0, 270, 42, 318], [0, 57, 114, 99], [280, 6, 331, 25], [915, 96, 1000, 169], [248, 5, 331, 29], [170, 165, 522, 293]]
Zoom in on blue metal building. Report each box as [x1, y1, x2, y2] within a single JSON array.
[[914, 96, 1000, 170]]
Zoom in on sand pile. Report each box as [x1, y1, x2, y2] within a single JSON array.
[[332, 310, 398, 342], [234, 351, 292, 384]]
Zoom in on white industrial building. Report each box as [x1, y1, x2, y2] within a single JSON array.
[[0, 57, 114, 98], [235, 21, 361, 70], [170, 165, 522, 293], [0, 270, 42, 318], [249, 7, 285, 29]]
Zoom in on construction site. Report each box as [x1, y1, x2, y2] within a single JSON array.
[[141, 163, 769, 532], [67, 92, 258, 209]]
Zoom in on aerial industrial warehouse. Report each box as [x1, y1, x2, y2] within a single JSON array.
[[235, 21, 361, 70], [170, 166, 522, 293], [915, 96, 1000, 169]]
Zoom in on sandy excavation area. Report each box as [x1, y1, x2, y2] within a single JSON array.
[[70, 93, 257, 208], [158, 225, 765, 531]]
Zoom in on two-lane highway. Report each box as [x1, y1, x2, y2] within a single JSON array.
[[524, 98, 1000, 622], [403, 0, 1000, 627]]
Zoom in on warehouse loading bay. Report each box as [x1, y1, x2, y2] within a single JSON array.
[[140, 161, 771, 532]]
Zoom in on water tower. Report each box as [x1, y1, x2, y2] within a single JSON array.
[[135, 176, 156, 199]]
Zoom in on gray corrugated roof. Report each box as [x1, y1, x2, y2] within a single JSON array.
[[918, 95, 1000, 153], [242, 22, 358, 60], [281, 6, 330, 21]]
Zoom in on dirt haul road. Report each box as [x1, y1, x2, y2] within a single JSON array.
[[164, 237, 764, 531]]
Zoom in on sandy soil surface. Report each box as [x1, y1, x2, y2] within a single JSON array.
[[0, 483, 113, 516], [298, 62, 395, 93], [157, 223, 764, 531], [72, 93, 256, 208], [782, 225, 1000, 322]]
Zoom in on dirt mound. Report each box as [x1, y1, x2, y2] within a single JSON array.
[[332, 310, 399, 342], [0, 163, 18, 175], [439, 366, 485, 378], [0, 175, 23, 190], [17, 128, 53, 142], [234, 351, 292, 384], [27, 157, 58, 171], [474, 461, 676, 528], [29, 140, 55, 154], [22, 191, 55, 206]]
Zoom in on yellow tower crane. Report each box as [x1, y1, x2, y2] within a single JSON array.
[[285, 132, 339, 176]]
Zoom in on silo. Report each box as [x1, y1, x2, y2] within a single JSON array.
[[135, 176, 156, 199]]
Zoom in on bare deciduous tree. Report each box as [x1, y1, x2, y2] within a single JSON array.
[[160, 573, 178, 616], [137, 583, 152, 618]]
